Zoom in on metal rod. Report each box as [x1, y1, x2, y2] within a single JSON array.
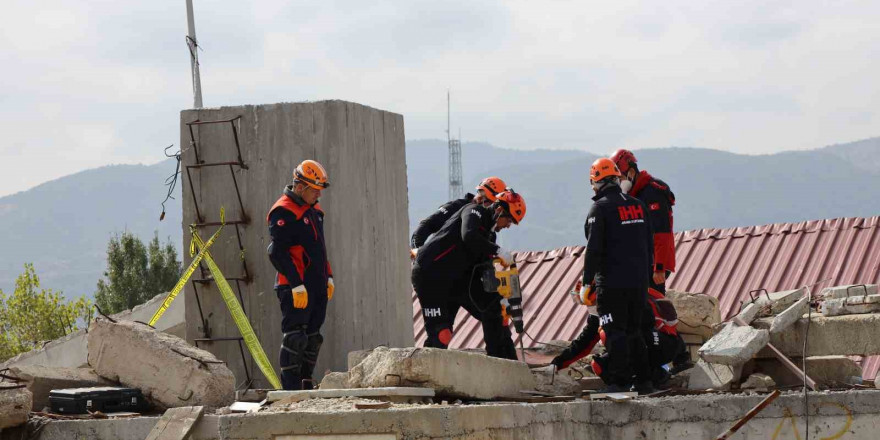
[[185, 116, 242, 126], [238, 339, 252, 386], [229, 164, 247, 219], [188, 124, 202, 164], [193, 277, 248, 284], [714, 390, 781, 440], [185, 166, 203, 222], [191, 280, 209, 338], [186, 161, 245, 169], [233, 223, 251, 282], [234, 279, 247, 315], [194, 220, 248, 227], [185, 0, 203, 108], [229, 120, 246, 168], [193, 337, 244, 342]]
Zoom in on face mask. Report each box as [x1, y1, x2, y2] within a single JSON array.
[[620, 179, 633, 194]]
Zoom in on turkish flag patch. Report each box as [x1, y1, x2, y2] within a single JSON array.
[[276, 219, 286, 226], [649, 203, 660, 211]]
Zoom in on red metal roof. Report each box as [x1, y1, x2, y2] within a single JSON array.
[[412, 216, 880, 377]]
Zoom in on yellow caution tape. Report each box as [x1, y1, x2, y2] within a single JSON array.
[[191, 225, 282, 390], [149, 209, 226, 326]]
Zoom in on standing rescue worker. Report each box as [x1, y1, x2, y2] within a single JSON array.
[[611, 149, 691, 372], [267, 160, 334, 390], [412, 190, 526, 359], [410, 177, 507, 256], [578, 158, 654, 393]]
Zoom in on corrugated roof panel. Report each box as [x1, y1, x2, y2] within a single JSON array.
[[411, 216, 880, 377]]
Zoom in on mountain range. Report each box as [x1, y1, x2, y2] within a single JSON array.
[[1, 137, 878, 299]]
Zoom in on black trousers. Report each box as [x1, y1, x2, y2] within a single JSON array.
[[651, 274, 692, 367], [595, 286, 650, 386], [412, 265, 517, 360], [276, 284, 328, 390]]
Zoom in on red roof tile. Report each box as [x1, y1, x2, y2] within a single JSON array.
[[412, 216, 880, 377]]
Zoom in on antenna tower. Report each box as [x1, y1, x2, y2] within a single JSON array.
[[447, 90, 463, 199]]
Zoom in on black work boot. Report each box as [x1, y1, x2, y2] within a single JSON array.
[[596, 383, 630, 394], [669, 360, 694, 375], [631, 381, 656, 395]]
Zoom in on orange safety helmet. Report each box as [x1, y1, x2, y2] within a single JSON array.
[[609, 149, 637, 175], [496, 189, 526, 224], [476, 176, 506, 202], [294, 160, 330, 190], [589, 158, 621, 183]]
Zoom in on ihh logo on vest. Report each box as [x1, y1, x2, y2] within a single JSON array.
[[599, 313, 614, 326], [424, 308, 442, 318]]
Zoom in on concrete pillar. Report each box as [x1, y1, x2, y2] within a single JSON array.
[[180, 101, 413, 388]]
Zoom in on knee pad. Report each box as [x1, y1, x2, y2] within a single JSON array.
[[280, 326, 308, 374], [304, 333, 324, 363]]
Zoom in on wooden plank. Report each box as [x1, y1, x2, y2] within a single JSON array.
[[355, 401, 392, 410], [145, 406, 204, 440], [715, 390, 780, 440]]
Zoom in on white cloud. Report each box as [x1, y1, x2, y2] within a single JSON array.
[[2, 0, 879, 195]]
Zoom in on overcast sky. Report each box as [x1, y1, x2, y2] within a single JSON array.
[[2, 0, 879, 196]]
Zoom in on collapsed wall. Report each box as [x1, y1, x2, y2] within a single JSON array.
[[180, 101, 413, 387]]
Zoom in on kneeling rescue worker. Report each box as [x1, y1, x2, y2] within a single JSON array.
[[577, 158, 655, 394], [267, 160, 334, 390], [412, 189, 526, 359], [410, 176, 507, 258]]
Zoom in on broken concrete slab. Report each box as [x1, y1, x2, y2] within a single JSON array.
[[740, 288, 805, 318], [820, 284, 878, 300], [6, 365, 115, 411], [665, 290, 721, 338], [267, 387, 435, 404], [769, 296, 810, 334], [531, 365, 582, 396], [699, 323, 769, 365], [347, 349, 374, 370], [753, 314, 880, 357], [821, 295, 880, 316], [318, 372, 351, 390], [346, 347, 536, 400], [0, 387, 32, 430], [741, 373, 775, 391], [735, 302, 763, 325], [87, 319, 235, 409], [755, 356, 863, 387], [688, 360, 742, 391]]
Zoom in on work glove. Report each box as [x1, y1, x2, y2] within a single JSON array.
[[410, 248, 418, 261], [500, 301, 510, 326], [569, 280, 597, 306], [653, 270, 666, 285], [327, 277, 335, 301], [291, 285, 308, 309], [496, 248, 514, 267]]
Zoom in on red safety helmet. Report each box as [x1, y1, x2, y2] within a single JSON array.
[[610, 149, 637, 175], [496, 190, 526, 224], [476, 176, 506, 202]]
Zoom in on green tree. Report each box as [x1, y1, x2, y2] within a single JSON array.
[[94, 231, 181, 314], [0, 264, 92, 362]]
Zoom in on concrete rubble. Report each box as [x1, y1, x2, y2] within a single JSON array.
[[4, 365, 114, 411], [821, 294, 880, 316], [0, 387, 32, 430], [820, 284, 878, 300], [754, 313, 880, 357], [531, 365, 582, 396], [698, 323, 769, 365], [740, 373, 775, 391], [755, 356, 863, 387], [768, 295, 809, 334], [345, 347, 536, 400], [87, 318, 235, 409], [665, 290, 720, 338], [688, 359, 742, 390]]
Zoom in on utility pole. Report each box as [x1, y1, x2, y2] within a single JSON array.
[[447, 91, 463, 199], [186, 0, 203, 108]]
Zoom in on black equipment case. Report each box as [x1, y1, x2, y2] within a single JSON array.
[[49, 386, 148, 414]]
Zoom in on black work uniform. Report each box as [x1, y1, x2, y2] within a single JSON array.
[[267, 185, 332, 390], [411, 193, 475, 249], [412, 203, 516, 359], [582, 185, 654, 387]]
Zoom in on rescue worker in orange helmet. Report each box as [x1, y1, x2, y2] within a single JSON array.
[[410, 176, 507, 257], [267, 160, 334, 390], [412, 189, 525, 359], [578, 158, 654, 394], [610, 148, 691, 373]]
